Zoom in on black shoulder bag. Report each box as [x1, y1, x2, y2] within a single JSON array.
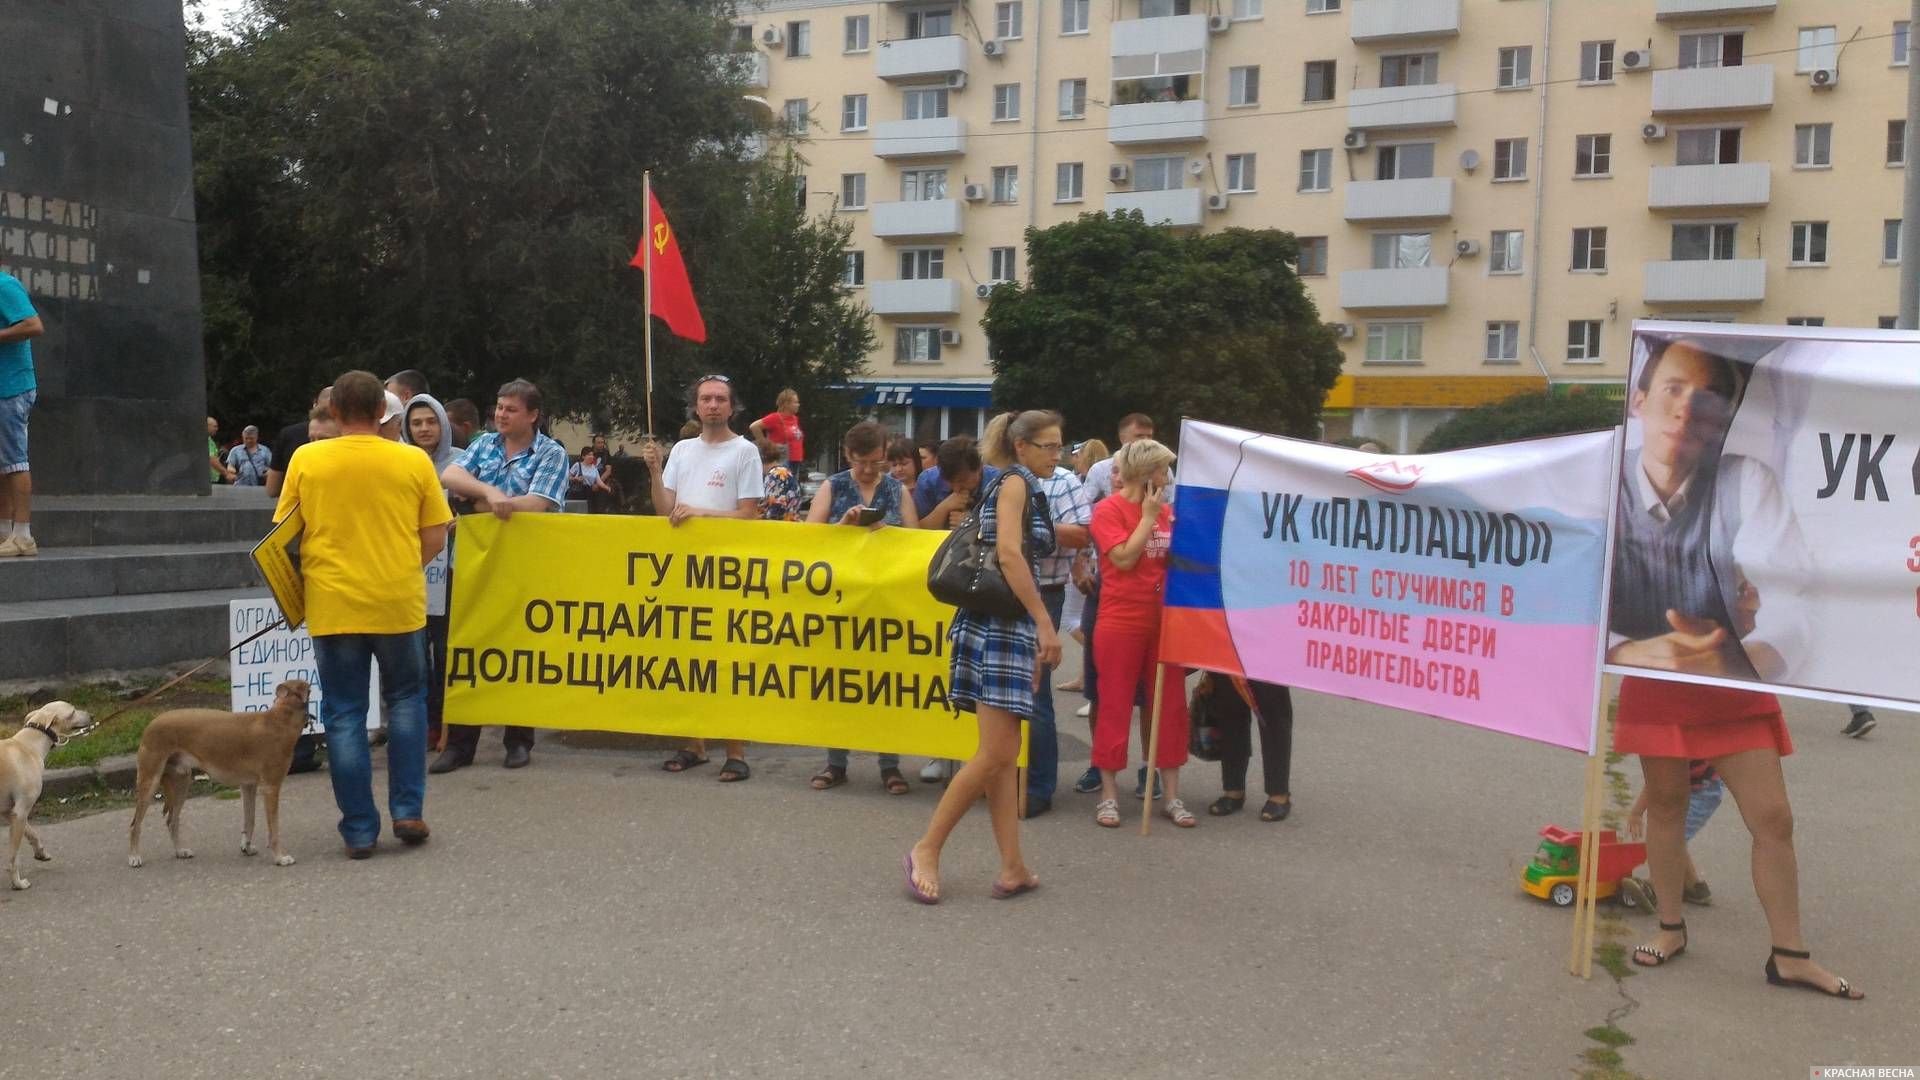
[[926, 473, 1046, 619]]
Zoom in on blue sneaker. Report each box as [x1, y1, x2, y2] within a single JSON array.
[[1072, 766, 1101, 794], [1134, 766, 1163, 801]]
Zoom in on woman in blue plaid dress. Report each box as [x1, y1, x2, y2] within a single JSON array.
[[905, 411, 1063, 904]]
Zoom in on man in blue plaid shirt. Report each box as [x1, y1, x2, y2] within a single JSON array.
[[434, 378, 568, 772], [1025, 446, 1092, 817]]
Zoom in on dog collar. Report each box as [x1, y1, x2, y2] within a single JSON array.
[[23, 721, 64, 746]]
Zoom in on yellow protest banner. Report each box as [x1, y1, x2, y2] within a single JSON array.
[[446, 514, 1015, 761], [251, 503, 306, 630]]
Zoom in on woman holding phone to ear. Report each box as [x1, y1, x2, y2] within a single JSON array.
[[810, 420, 920, 794]]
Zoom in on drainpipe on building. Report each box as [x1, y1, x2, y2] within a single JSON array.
[[1902, 0, 1920, 329], [1028, 0, 1045, 235], [1524, 0, 1555, 383]]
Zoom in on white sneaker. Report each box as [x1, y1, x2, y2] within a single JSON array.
[[0, 534, 36, 557], [1075, 702, 1091, 718], [918, 759, 950, 783]]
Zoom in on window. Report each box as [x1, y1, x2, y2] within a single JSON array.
[[782, 99, 809, 136], [1796, 26, 1836, 73], [1061, 0, 1089, 34], [1375, 142, 1435, 180], [1132, 156, 1185, 192], [785, 20, 811, 57], [900, 248, 945, 280], [1490, 230, 1524, 274], [1140, 0, 1193, 18], [1493, 138, 1527, 181], [990, 246, 1017, 281], [1678, 32, 1742, 70], [841, 95, 868, 132], [902, 168, 949, 201], [1303, 60, 1336, 103], [896, 327, 942, 364], [995, 1, 1023, 38], [1891, 120, 1909, 167], [1571, 227, 1607, 271], [1298, 148, 1332, 192], [1574, 133, 1611, 177], [1887, 219, 1905, 262], [1295, 236, 1328, 276], [1793, 123, 1831, 168], [1226, 153, 1257, 192], [1676, 127, 1740, 166], [991, 165, 1019, 204], [1365, 322, 1424, 364], [1787, 222, 1827, 265], [905, 9, 953, 39], [1058, 79, 1088, 118], [1307, 0, 1339, 11], [1672, 222, 1736, 261], [844, 15, 869, 52], [1785, 317, 1824, 327], [1580, 41, 1614, 84], [993, 84, 1021, 121], [842, 251, 866, 287], [1497, 46, 1532, 89], [1232, 0, 1262, 19], [1881, 316, 1900, 330], [1567, 321, 1602, 362], [1898, 21, 1912, 65], [1056, 162, 1084, 201], [840, 173, 867, 209], [794, 175, 809, 211], [903, 87, 951, 120], [1485, 322, 1520, 363], [1229, 66, 1260, 107], [1381, 52, 1439, 88], [732, 24, 753, 49], [1371, 232, 1432, 269]]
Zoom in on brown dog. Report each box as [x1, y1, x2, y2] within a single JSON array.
[[2, 701, 96, 890], [128, 679, 311, 869]]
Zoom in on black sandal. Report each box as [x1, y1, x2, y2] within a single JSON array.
[[1632, 920, 1687, 967], [1207, 795, 1244, 817], [717, 758, 751, 782], [880, 767, 910, 795], [810, 766, 848, 790], [1765, 946, 1865, 1001], [661, 749, 709, 773], [1259, 798, 1292, 822]]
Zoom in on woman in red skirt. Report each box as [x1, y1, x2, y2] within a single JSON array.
[[1619, 676, 1863, 1000]]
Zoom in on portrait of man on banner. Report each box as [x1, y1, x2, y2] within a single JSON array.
[[1608, 330, 1811, 685]]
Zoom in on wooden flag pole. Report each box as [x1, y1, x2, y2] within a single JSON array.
[[1568, 748, 1605, 976], [1569, 426, 1628, 978], [1580, 737, 1608, 979], [641, 169, 656, 441], [1138, 664, 1168, 837]]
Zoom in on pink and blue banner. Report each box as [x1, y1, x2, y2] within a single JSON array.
[[1162, 420, 1619, 753]]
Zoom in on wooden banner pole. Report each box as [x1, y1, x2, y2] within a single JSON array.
[[1138, 664, 1168, 837]]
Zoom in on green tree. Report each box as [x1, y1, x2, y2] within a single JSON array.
[[982, 211, 1344, 445], [1416, 389, 1622, 453]]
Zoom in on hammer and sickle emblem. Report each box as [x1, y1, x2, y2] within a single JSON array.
[[652, 221, 671, 254]]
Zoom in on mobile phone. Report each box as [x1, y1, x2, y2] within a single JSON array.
[[853, 507, 886, 526]]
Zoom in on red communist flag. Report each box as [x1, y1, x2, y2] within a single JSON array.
[[630, 189, 707, 343]]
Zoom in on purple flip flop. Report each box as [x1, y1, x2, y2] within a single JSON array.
[[903, 852, 940, 905], [990, 877, 1041, 900]]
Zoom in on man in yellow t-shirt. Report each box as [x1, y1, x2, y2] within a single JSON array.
[[274, 370, 453, 859]]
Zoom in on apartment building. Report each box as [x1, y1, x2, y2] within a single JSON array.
[[736, 0, 1912, 450]]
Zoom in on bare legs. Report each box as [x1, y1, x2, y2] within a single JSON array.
[[1635, 756, 1691, 962], [908, 706, 1031, 900], [1, 469, 27, 525]]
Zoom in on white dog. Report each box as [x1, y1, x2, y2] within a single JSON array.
[[1, 702, 95, 890]]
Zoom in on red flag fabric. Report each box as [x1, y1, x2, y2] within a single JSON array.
[[630, 190, 707, 343]]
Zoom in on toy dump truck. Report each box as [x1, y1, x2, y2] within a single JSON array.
[[1520, 825, 1648, 908]]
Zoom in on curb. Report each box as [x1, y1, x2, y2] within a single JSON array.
[[40, 754, 140, 799]]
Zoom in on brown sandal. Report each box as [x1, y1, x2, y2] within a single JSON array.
[[881, 767, 910, 795], [810, 766, 848, 790]]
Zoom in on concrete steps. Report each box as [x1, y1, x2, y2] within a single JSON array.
[[0, 541, 258, 603]]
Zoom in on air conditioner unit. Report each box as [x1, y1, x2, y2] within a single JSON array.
[[1620, 49, 1652, 72], [1108, 163, 1131, 184], [1342, 129, 1368, 151], [1331, 322, 1356, 340], [1187, 159, 1207, 176], [1810, 67, 1838, 89], [939, 329, 963, 346], [1641, 121, 1667, 141], [975, 283, 994, 299], [962, 182, 987, 201], [1454, 239, 1481, 257], [1207, 14, 1231, 33], [760, 25, 783, 47], [982, 39, 1005, 58], [945, 72, 968, 91], [1206, 193, 1229, 211]]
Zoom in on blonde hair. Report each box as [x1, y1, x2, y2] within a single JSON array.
[[1075, 438, 1110, 474], [1114, 437, 1175, 485], [776, 388, 799, 408], [982, 410, 1063, 470]]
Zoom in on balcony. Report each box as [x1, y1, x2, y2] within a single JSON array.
[[871, 199, 965, 239], [874, 35, 969, 81], [1349, 0, 1461, 42], [872, 117, 968, 158], [1347, 84, 1458, 131], [870, 278, 964, 316], [1654, 0, 1776, 18], [1647, 163, 1771, 209], [1340, 267, 1449, 310], [1111, 13, 1209, 62], [1105, 187, 1205, 228], [1643, 259, 1767, 304], [1651, 64, 1774, 114], [1108, 100, 1207, 145], [743, 51, 769, 90], [1344, 177, 1453, 221]]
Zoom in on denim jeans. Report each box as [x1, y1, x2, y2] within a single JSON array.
[[1684, 777, 1724, 842], [826, 748, 901, 772], [313, 630, 429, 847], [1026, 584, 1067, 805]]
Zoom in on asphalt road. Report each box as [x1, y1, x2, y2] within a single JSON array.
[[3, 672, 1912, 1080]]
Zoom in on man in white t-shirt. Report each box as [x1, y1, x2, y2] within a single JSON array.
[[642, 374, 765, 781]]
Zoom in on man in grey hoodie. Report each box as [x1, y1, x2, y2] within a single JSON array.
[[404, 395, 458, 750]]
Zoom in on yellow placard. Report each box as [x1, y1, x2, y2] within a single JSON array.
[[250, 503, 306, 630], [445, 514, 1024, 762]]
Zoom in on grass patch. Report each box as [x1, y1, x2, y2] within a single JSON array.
[[1594, 941, 1635, 980], [27, 777, 234, 823], [1581, 1048, 1623, 1069], [1, 678, 230, 769], [1584, 1025, 1634, 1049]]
